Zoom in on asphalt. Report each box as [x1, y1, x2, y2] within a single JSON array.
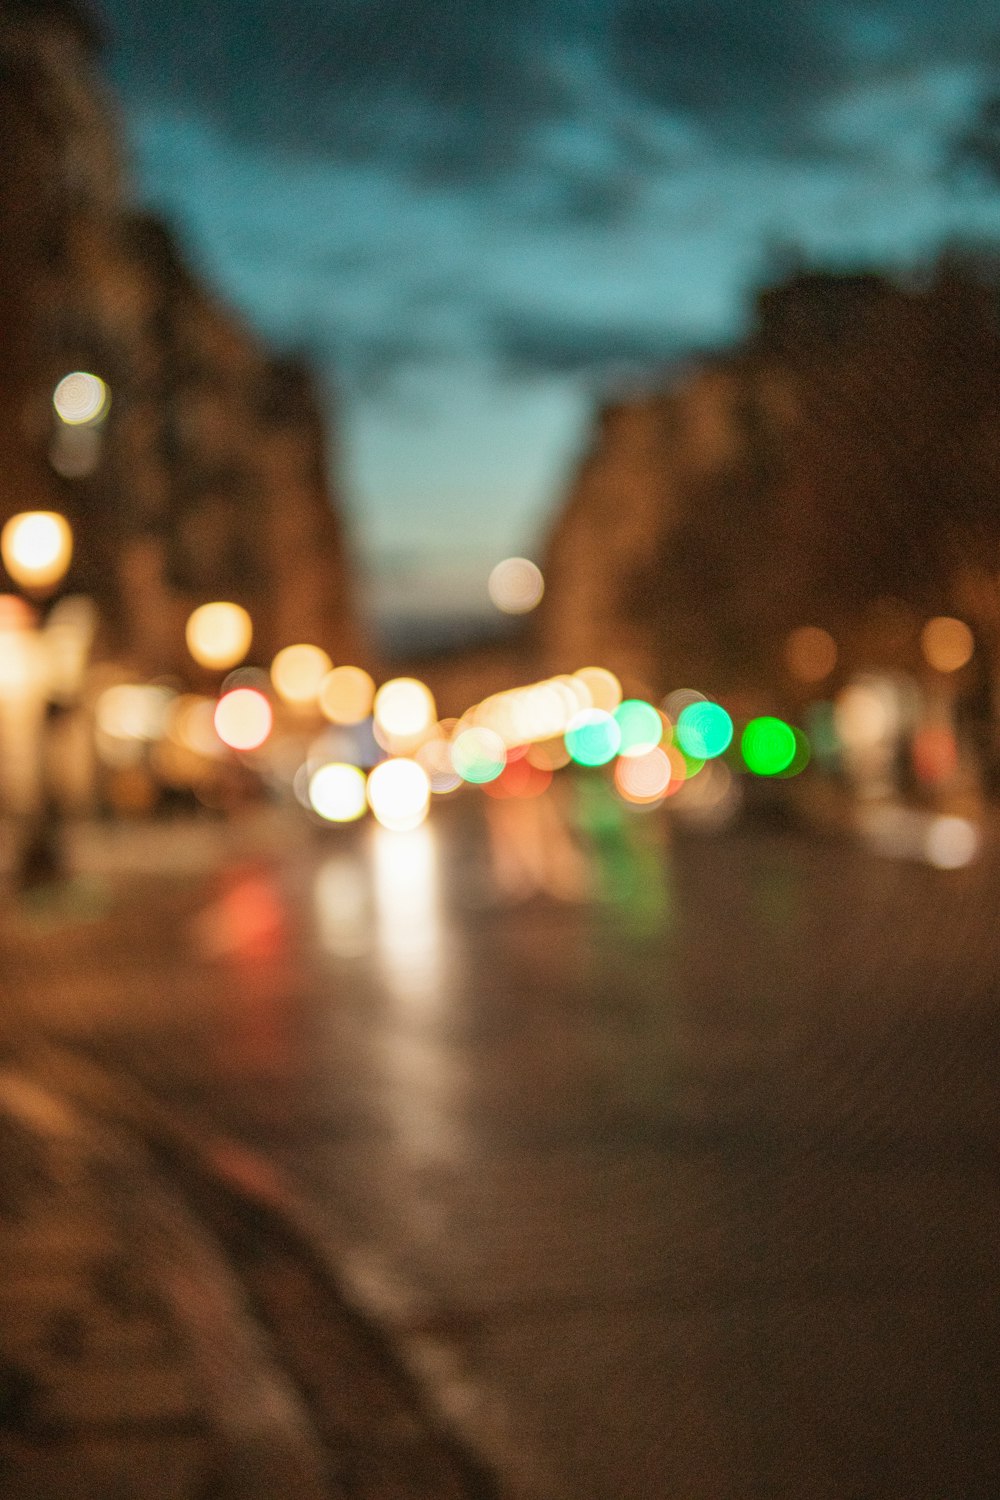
[[3, 792, 998, 1499], [0, 1029, 502, 1500]]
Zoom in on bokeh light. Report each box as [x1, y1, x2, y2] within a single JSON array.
[[834, 683, 894, 749], [1, 511, 73, 591], [415, 733, 463, 794], [0, 594, 35, 631], [526, 737, 572, 770], [214, 688, 273, 751], [319, 665, 376, 724], [487, 556, 544, 613], [167, 695, 226, 757], [483, 755, 552, 799], [662, 745, 691, 795], [366, 757, 431, 831], [676, 700, 733, 759], [0, 627, 41, 696], [925, 815, 979, 869], [271, 643, 333, 707], [677, 747, 706, 780], [96, 684, 174, 742], [673, 757, 737, 820], [50, 422, 101, 478], [614, 699, 663, 757], [911, 723, 958, 784], [220, 665, 270, 695], [451, 726, 507, 784], [474, 676, 587, 745], [741, 716, 797, 775], [308, 762, 368, 822], [373, 677, 436, 742], [662, 687, 706, 723], [785, 625, 837, 683], [614, 747, 673, 804], [777, 726, 812, 777], [573, 666, 622, 713], [53, 370, 109, 425], [565, 709, 622, 766], [920, 616, 974, 673], [185, 602, 253, 671]]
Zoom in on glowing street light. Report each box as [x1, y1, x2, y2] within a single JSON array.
[[1, 511, 73, 594], [488, 556, 544, 614], [53, 371, 109, 426], [185, 601, 253, 671], [270, 643, 332, 708]]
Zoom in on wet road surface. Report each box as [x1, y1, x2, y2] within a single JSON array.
[[4, 797, 1000, 1498]]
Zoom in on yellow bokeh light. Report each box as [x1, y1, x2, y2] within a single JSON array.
[[921, 616, 974, 673], [214, 688, 273, 751], [53, 371, 109, 425], [573, 666, 622, 714], [319, 664, 376, 724], [96, 684, 174, 742], [373, 678, 436, 741], [469, 675, 589, 748], [1, 511, 73, 591], [487, 556, 545, 614], [271, 643, 333, 707], [526, 737, 572, 770], [308, 762, 368, 822], [185, 602, 253, 671], [785, 625, 837, 683], [834, 684, 892, 749], [167, 695, 226, 757], [366, 757, 431, 831]]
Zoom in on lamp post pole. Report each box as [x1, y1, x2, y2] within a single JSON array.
[[0, 510, 79, 890]]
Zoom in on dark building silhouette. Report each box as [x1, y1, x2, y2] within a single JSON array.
[[0, 0, 366, 676], [538, 258, 1000, 723]]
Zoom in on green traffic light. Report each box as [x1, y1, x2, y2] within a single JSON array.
[[741, 716, 797, 775]]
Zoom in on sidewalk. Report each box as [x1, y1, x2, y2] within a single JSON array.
[[0, 1041, 501, 1500]]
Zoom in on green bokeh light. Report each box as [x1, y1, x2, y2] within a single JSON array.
[[678, 748, 706, 779], [741, 716, 797, 775], [565, 710, 622, 767], [777, 726, 812, 778], [451, 728, 506, 784], [613, 699, 663, 757], [676, 701, 733, 759]]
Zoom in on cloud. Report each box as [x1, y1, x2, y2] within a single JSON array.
[[100, 0, 1000, 226], [100, 0, 577, 179], [611, 0, 844, 135], [611, 0, 1000, 146], [488, 304, 687, 379]]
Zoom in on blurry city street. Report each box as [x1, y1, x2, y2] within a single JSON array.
[[3, 795, 1000, 1498], [6, 1, 1000, 1495]]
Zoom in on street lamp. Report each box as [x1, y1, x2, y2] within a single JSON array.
[[185, 601, 253, 672], [1, 511, 73, 595], [0, 510, 80, 889]]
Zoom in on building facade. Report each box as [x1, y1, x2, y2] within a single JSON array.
[[0, 0, 366, 679], [538, 261, 1000, 722]]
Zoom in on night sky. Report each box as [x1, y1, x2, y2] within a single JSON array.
[[95, 0, 1000, 628]]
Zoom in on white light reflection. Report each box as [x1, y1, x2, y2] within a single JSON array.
[[858, 804, 980, 868], [314, 854, 371, 958], [371, 822, 445, 1008]]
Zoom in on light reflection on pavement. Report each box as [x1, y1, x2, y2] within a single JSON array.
[[4, 800, 1000, 1498]]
